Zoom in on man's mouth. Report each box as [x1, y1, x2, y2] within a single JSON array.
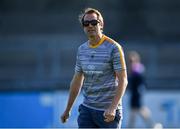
[[88, 30, 95, 32]]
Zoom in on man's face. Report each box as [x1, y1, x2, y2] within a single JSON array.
[[83, 13, 103, 37]]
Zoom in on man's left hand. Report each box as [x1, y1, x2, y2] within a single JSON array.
[[103, 108, 116, 122]]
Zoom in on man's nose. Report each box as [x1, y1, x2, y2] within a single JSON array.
[[88, 23, 93, 27]]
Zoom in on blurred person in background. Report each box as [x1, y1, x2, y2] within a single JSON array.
[[60, 7, 128, 128], [127, 50, 154, 128]]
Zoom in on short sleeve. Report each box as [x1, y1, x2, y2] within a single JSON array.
[[75, 48, 83, 73], [112, 43, 126, 71]]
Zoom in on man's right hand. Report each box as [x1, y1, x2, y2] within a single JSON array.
[[61, 111, 70, 123]]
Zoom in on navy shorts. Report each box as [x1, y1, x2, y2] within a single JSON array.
[[77, 104, 122, 128]]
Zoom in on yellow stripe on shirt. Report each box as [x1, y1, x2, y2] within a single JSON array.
[[104, 36, 126, 70]]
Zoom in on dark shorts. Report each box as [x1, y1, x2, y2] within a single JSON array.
[[77, 104, 122, 128], [130, 94, 142, 109]]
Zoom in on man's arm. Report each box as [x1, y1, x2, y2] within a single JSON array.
[[61, 72, 84, 123], [109, 69, 128, 110], [104, 69, 128, 122]]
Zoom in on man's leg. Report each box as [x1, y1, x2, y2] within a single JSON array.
[[92, 109, 122, 128]]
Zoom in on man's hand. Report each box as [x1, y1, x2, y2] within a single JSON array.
[[61, 111, 70, 123], [103, 108, 116, 122]]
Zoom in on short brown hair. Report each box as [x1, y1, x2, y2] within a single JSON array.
[[79, 8, 104, 29]]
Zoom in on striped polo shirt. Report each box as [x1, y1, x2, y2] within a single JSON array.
[[75, 35, 126, 111]]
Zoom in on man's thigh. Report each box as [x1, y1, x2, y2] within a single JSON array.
[[92, 109, 122, 129], [77, 104, 98, 128]]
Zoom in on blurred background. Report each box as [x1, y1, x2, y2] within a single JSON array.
[[0, 0, 180, 128]]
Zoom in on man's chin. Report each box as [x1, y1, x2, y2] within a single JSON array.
[[88, 35, 96, 39], [87, 32, 96, 37]]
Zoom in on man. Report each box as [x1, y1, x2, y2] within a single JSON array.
[[127, 51, 154, 128], [61, 8, 128, 128]]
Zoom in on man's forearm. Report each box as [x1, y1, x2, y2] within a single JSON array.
[[65, 73, 84, 112], [65, 83, 81, 112], [109, 78, 128, 110], [109, 70, 128, 110]]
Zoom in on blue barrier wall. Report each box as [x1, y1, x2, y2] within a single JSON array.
[[0, 91, 180, 128], [0, 92, 53, 128]]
